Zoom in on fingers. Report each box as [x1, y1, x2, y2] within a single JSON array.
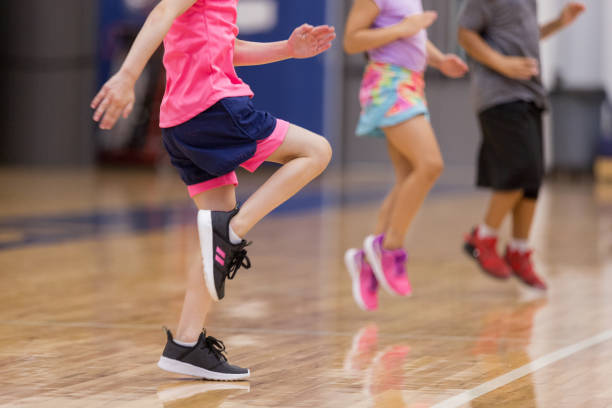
[[91, 86, 108, 110], [123, 100, 134, 119], [569, 2, 586, 12], [298, 23, 314, 35], [100, 105, 122, 130], [422, 10, 438, 25], [317, 33, 337, 47], [450, 55, 469, 71], [93, 94, 112, 122], [524, 58, 539, 76], [311, 25, 335, 36]]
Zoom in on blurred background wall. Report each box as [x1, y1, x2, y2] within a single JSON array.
[[0, 0, 608, 174], [0, 0, 98, 166]]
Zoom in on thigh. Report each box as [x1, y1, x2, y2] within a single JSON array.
[[192, 184, 237, 212], [265, 123, 329, 164], [382, 115, 442, 167]]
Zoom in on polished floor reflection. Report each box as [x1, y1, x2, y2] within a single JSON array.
[[1, 168, 611, 407]]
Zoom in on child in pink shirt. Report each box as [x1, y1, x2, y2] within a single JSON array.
[[92, 0, 335, 380]]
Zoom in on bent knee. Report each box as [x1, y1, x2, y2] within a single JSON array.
[[415, 157, 444, 182], [309, 136, 333, 171]]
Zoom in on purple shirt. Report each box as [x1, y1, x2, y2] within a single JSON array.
[[368, 0, 428, 72]]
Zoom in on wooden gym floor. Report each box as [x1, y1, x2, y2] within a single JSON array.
[[0, 166, 611, 407]]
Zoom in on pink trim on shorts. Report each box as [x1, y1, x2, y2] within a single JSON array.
[[240, 119, 290, 172], [187, 172, 238, 198], [185, 119, 289, 197]]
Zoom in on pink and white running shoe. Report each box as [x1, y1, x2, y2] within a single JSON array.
[[363, 234, 412, 296], [345, 248, 378, 311]]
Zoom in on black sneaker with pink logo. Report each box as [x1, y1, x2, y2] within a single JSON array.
[[197, 207, 251, 301]]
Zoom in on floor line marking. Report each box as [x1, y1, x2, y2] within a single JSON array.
[[431, 329, 612, 408], [0, 319, 569, 345]]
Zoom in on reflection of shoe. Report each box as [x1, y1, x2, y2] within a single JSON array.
[[345, 249, 378, 311], [343, 325, 379, 372], [364, 234, 412, 296], [198, 208, 251, 301], [158, 328, 250, 381], [157, 381, 249, 407], [464, 227, 511, 279], [505, 247, 547, 290], [368, 345, 411, 396]]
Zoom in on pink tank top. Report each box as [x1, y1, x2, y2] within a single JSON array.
[[160, 0, 254, 128]]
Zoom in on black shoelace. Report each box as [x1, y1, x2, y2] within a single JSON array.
[[227, 241, 252, 280], [201, 334, 228, 362]]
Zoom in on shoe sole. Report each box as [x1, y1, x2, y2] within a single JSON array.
[[504, 258, 547, 290], [463, 242, 510, 280], [363, 235, 401, 297], [344, 249, 370, 311], [197, 210, 220, 302], [158, 356, 250, 381]]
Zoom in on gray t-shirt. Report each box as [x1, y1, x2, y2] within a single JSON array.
[[458, 0, 548, 113]]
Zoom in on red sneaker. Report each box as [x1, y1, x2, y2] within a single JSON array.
[[505, 247, 547, 290], [463, 227, 511, 279]]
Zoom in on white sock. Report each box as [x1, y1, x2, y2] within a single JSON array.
[[229, 224, 242, 244], [173, 338, 197, 347], [477, 224, 498, 238], [509, 238, 530, 253]]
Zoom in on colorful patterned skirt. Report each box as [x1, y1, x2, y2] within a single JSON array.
[[356, 61, 429, 138]]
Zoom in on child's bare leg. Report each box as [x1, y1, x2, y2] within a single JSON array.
[[374, 140, 413, 235], [382, 116, 444, 249], [229, 124, 332, 237], [484, 190, 523, 230], [175, 185, 237, 342], [512, 197, 536, 240]]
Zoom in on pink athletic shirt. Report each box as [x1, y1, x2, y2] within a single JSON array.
[[160, 0, 254, 128]]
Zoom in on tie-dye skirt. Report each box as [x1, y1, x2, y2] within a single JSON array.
[[356, 61, 429, 138]]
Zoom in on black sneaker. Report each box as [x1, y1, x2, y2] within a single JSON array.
[[157, 328, 250, 381], [197, 207, 251, 301]]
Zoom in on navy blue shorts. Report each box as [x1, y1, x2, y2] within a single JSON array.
[[162, 96, 289, 197]]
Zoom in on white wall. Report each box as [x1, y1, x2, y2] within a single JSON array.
[[603, 1, 612, 98], [538, 0, 560, 89], [540, 0, 605, 91]]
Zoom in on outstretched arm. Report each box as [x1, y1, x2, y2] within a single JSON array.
[[540, 2, 585, 40], [426, 40, 468, 78], [234, 24, 336, 67], [343, 0, 437, 55], [91, 0, 197, 130]]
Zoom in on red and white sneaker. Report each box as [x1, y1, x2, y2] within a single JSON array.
[[363, 235, 412, 296], [345, 249, 378, 311], [463, 227, 511, 279], [505, 247, 547, 290]]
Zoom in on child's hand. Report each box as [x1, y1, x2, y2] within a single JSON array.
[[396, 11, 438, 38], [91, 71, 136, 130], [288, 24, 336, 59], [499, 56, 539, 80], [438, 54, 468, 78], [559, 2, 586, 27]]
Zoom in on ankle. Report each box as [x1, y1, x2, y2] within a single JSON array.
[[509, 238, 530, 253], [382, 234, 403, 251], [478, 223, 498, 238], [174, 330, 200, 344], [229, 216, 248, 238]]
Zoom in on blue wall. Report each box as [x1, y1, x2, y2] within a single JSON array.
[[236, 0, 327, 134]]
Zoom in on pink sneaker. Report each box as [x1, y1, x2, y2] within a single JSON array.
[[345, 249, 378, 311], [364, 235, 412, 296]]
